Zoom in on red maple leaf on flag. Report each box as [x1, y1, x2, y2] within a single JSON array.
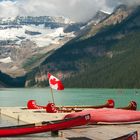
[[48, 72, 64, 90]]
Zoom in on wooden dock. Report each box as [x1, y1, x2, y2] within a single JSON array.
[[62, 124, 139, 140], [0, 107, 139, 140]]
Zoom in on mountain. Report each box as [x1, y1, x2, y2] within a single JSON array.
[[0, 16, 76, 77], [0, 11, 112, 78], [64, 10, 110, 34], [87, 10, 110, 25], [25, 5, 140, 88]]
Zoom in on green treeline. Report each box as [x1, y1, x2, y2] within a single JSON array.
[[0, 71, 26, 87], [64, 32, 140, 88]]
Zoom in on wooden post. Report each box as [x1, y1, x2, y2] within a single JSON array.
[[17, 115, 20, 124], [51, 130, 59, 137], [50, 88, 55, 104]]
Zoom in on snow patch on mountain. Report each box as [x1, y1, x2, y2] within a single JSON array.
[[0, 57, 12, 63], [100, 10, 111, 15], [0, 25, 75, 47]]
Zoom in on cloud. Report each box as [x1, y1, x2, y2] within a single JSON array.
[[106, 0, 140, 8], [0, 0, 140, 22], [17, 0, 114, 21], [118, 0, 140, 6], [0, 1, 19, 17]]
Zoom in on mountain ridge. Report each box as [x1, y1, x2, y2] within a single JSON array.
[[25, 5, 140, 88]]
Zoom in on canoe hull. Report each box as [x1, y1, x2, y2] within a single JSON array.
[[64, 108, 140, 124], [117, 101, 137, 110], [0, 114, 90, 137]]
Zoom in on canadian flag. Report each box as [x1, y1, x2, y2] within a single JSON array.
[[48, 73, 64, 90]]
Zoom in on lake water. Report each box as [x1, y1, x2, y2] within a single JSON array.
[[0, 88, 140, 109]]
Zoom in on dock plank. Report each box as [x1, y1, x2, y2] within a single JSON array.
[[62, 124, 139, 140]]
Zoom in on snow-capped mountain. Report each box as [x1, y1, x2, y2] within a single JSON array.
[[0, 24, 74, 46], [0, 16, 75, 46], [0, 16, 76, 76]]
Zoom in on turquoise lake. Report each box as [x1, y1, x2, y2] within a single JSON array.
[[0, 88, 140, 109]]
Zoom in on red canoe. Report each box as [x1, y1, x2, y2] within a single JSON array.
[[117, 101, 137, 110], [27, 99, 137, 113], [27, 99, 115, 110], [0, 114, 90, 137], [58, 100, 137, 112], [64, 108, 140, 124]]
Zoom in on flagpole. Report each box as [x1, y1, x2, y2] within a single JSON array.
[[50, 87, 55, 104]]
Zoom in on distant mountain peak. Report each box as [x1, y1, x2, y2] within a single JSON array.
[[88, 10, 110, 24]]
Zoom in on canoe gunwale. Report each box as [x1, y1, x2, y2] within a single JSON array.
[[0, 114, 89, 130]]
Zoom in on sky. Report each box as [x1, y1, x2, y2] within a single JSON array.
[[0, 0, 139, 22]]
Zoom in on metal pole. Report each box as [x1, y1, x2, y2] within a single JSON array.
[[50, 88, 55, 104]]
